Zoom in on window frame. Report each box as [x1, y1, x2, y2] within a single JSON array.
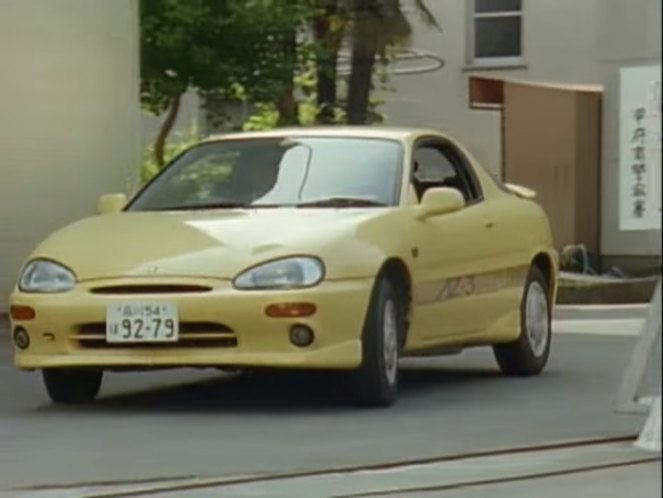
[[468, 0, 525, 68], [411, 137, 485, 207]]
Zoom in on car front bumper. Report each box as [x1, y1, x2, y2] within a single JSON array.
[[8, 277, 375, 371]]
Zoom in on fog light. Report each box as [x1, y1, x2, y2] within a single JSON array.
[[289, 324, 314, 347], [13, 327, 30, 350]]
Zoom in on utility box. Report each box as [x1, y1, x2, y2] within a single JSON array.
[[470, 76, 603, 256]]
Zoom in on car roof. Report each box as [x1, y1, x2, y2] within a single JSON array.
[[203, 126, 450, 143]]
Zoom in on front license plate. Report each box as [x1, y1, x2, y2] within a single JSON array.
[[106, 302, 179, 343]]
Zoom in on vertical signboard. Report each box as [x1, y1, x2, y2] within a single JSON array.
[[619, 65, 662, 231]]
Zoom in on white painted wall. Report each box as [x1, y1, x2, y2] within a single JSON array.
[[0, 0, 141, 310]]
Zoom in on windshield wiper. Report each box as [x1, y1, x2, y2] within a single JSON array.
[[296, 196, 387, 208], [153, 202, 248, 211], [153, 202, 293, 211]]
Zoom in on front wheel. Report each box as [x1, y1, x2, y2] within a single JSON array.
[[493, 266, 551, 376], [349, 277, 404, 407], [42, 369, 103, 404]]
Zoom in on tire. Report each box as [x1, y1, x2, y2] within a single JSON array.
[[493, 266, 551, 376], [350, 276, 405, 407], [42, 369, 103, 404]]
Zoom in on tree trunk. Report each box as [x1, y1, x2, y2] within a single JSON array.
[[313, 2, 343, 124], [346, 37, 377, 125], [276, 91, 298, 126], [153, 92, 182, 168], [276, 27, 299, 127], [346, 0, 379, 125]]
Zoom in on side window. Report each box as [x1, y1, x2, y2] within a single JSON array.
[[412, 143, 482, 204], [413, 147, 456, 183]]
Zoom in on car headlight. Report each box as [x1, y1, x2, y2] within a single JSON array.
[[19, 259, 77, 293], [233, 257, 325, 290]]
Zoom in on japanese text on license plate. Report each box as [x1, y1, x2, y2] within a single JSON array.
[[106, 302, 179, 343]]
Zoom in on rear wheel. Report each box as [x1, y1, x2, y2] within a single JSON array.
[[493, 266, 551, 376], [350, 276, 404, 407], [42, 369, 103, 404]]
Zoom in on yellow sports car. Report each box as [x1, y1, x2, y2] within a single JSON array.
[[9, 127, 557, 406]]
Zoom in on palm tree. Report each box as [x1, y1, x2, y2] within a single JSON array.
[[345, 0, 439, 124], [311, 0, 348, 123]]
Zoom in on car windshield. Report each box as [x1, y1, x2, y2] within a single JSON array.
[[128, 137, 403, 211]]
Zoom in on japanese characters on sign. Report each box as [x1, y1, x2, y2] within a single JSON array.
[[620, 66, 662, 231], [631, 107, 647, 220]]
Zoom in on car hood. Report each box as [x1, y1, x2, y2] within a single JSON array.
[[29, 209, 388, 281]]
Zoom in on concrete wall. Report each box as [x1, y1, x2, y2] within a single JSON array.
[[383, 0, 602, 175], [597, 0, 662, 265], [0, 0, 141, 310]]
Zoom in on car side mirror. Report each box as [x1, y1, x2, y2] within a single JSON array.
[[415, 187, 465, 220], [97, 193, 128, 215]]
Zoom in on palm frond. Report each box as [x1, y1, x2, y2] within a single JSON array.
[[411, 0, 441, 31]]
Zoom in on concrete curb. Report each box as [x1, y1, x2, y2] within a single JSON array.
[[554, 304, 649, 321], [557, 274, 659, 305]]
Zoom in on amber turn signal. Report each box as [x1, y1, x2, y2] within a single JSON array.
[[265, 302, 317, 318], [10, 305, 36, 321]]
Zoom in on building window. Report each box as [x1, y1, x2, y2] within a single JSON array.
[[471, 0, 523, 67]]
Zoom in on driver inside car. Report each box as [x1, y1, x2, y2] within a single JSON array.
[[212, 146, 284, 204]]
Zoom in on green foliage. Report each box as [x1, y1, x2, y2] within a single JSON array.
[[140, 0, 310, 166], [239, 42, 394, 131], [138, 0, 439, 172], [140, 0, 229, 115], [242, 104, 281, 131], [140, 0, 305, 115]]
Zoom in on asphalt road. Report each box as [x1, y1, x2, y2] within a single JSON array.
[[0, 318, 648, 494]]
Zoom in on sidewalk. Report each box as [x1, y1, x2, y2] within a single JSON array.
[[395, 461, 661, 498], [5, 441, 656, 498]]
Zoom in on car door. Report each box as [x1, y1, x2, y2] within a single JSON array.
[[406, 138, 506, 345]]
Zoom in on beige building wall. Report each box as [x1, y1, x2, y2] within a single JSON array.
[[0, 0, 141, 311], [384, 0, 602, 175]]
